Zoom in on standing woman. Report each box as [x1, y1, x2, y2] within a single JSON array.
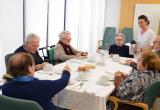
[[134, 15, 156, 54]]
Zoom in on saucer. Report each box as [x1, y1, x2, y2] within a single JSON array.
[[75, 74, 88, 81], [96, 80, 109, 86], [68, 80, 77, 85], [96, 61, 105, 66]]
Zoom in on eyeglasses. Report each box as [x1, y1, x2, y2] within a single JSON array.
[[64, 38, 72, 41]]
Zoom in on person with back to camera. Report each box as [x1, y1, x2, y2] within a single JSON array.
[[2, 52, 71, 110]]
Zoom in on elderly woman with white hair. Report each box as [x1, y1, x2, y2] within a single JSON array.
[[109, 33, 133, 58], [54, 31, 88, 62]]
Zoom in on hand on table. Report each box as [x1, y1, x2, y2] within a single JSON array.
[[63, 65, 71, 74], [35, 64, 45, 71]]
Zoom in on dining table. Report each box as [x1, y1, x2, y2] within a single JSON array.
[[34, 53, 132, 110]]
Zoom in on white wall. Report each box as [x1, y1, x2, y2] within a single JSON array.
[[0, 0, 23, 73], [133, 4, 160, 38], [104, 0, 121, 33]]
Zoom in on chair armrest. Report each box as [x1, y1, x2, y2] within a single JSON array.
[[108, 96, 148, 110], [127, 102, 148, 110], [108, 96, 119, 110]]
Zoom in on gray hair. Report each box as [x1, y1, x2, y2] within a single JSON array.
[[59, 31, 71, 41], [25, 33, 40, 43], [115, 33, 125, 41]]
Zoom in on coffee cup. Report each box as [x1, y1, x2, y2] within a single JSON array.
[[96, 75, 109, 85], [88, 56, 96, 63], [112, 54, 120, 62]]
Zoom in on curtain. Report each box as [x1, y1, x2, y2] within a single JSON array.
[[65, 0, 105, 53], [24, 0, 48, 47], [0, 40, 3, 73], [104, 0, 121, 33], [0, 0, 23, 73], [48, 0, 65, 46]]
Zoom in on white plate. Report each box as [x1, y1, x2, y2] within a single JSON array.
[[67, 59, 83, 64], [68, 80, 77, 85], [96, 61, 105, 66], [37, 70, 54, 75], [96, 81, 110, 86], [75, 75, 88, 81]]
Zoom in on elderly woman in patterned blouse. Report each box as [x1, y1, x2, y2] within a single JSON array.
[[107, 50, 160, 110]]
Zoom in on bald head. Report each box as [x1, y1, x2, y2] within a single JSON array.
[[8, 53, 35, 77]]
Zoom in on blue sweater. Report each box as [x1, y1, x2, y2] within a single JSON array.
[[109, 44, 133, 58], [2, 70, 70, 110]]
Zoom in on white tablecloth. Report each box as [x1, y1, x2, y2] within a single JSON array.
[[35, 54, 132, 110]]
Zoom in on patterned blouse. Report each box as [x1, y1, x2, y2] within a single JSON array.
[[115, 69, 160, 102]]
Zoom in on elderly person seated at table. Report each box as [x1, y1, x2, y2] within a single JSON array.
[[153, 35, 160, 56], [2, 52, 71, 110], [126, 35, 160, 69], [107, 50, 160, 110], [54, 31, 88, 62], [14, 33, 44, 70], [109, 33, 133, 58]]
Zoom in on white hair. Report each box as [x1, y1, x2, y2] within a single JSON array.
[[25, 33, 40, 43], [59, 31, 71, 41], [115, 33, 125, 41]]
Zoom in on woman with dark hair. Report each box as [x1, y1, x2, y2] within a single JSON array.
[[133, 15, 156, 55]]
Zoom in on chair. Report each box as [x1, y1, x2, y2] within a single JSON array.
[[102, 27, 116, 50], [108, 81, 160, 110], [0, 95, 43, 110], [143, 81, 160, 109], [39, 45, 55, 64], [122, 28, 133, 43], [47, 47, 55, 65], [4, 53, 13, 70], [39, 46, 50, 62]]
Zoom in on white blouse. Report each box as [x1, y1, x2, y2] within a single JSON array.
[[135, 28, 156, 50]]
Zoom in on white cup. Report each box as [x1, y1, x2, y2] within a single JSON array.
[[112, 54, 120, 62], [97, 75, 109, 85], [88, 56, 96, 63]]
